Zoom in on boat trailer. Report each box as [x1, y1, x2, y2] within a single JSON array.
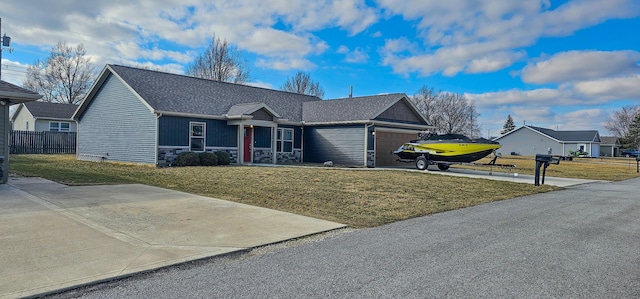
[[397, 152, 516, 174]]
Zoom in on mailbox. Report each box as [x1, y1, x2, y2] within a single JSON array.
[[536, 154, 560, 165], [534, 154, 560, 186], [535, 154, 552, 163]]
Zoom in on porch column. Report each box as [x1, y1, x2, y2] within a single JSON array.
[[237, 123, 244, 164]]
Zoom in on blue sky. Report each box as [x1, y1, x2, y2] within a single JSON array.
[[1, 0, 639, 137]]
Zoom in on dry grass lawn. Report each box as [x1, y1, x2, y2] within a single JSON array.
[[10, 154, 637, 227], [455, 155, 640, 181]]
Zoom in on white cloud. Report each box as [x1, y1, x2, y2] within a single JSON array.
[[376, 0, 640, 76], [467, 51, 526, 74], [522, 50, 640, 84], [0, 0, 378, 74], [337, 46, 369, 63], [467, 88, 575, 108], [246, 80, 274, 89], [256, 57, 315, 71], [0, 59, 31, 86], [573, 75, 640, 99]]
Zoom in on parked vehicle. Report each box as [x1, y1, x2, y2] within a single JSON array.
[[394, 133, 501, 170], [621, 149, 640, 157]]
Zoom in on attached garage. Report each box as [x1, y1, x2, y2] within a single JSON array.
[[375, 129, 418, 167], [302, 93, 433, 167]]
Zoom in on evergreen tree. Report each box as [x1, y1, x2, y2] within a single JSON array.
[[500, 114, 515, 134], [622, 113, 640, 149]]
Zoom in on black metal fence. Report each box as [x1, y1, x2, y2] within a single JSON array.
[[10, 130, 77, 154]]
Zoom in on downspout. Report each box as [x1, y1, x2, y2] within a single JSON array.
[[155, 112, 162, 165], [300, 126, 304, 163], [365, 122, 374, 167]]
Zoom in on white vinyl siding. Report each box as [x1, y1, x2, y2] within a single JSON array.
[[77, 74, 157, 164], [10, 107, 35, 131]]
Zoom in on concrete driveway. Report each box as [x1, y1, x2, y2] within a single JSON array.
[[382, 165, 602, 187], [0, 177, 345, 299], [53, 177, 640, 298]]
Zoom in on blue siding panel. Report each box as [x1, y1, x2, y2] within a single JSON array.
[[158, 116, 237, 147], [303, 125, 365, 165], [254, 127, 271, 148], [77, 74, 157, 164]]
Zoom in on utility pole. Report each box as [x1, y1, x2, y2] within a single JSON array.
[[0, 18, 13, 80], [0, 17, 2, 80]]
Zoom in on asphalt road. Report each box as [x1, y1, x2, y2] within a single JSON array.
[[48, 178, 640, 298]]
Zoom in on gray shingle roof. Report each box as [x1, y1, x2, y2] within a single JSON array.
[[227, 102, 280, 118], [0, 80, 41, 103], [600, 136, 620, 145], [302, 93, 408, 123], [109, 65, 321, 122], [528, 126, 600, 142], [22, 101, 78, 119]]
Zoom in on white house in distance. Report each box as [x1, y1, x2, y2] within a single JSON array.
[[599, 136, 621, 157], [11, 101, 78, 132], [494, 125, 601, 157]]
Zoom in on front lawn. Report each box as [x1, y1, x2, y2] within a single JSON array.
[[7, 155, 578, 227]]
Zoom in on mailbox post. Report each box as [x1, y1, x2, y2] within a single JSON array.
[[534, 154, 560, 186]]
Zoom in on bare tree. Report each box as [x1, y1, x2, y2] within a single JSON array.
[[280, 71, 324, 98], [412, 85, 440, 127], [411, 85, 480, 137], [185, 34, 250, 84], [23, 41, 94, 104], [604, 105, 639, 138]]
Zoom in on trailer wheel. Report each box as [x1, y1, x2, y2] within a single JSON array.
[[415, 157, 428, 170], [437, 163, 450, 171]]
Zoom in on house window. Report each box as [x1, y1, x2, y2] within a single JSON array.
[[277, 128, 293, 153], [26, 121, 29, 131], [190, 122, 206, 152], [50, 122, 70, 132]]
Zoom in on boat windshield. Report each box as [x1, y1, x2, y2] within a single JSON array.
[[421, 134, 472, 142]]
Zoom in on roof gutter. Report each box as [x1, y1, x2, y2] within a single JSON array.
[[302, 119, 432, 130], [154, 110, 227, 120]]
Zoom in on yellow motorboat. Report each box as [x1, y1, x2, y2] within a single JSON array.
[[394, 134, 501, 169]]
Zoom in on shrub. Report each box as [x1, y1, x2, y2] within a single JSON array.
[[176, 152, 200, 166], [199, 152, 218, 166], [216, 151, 231, 165]]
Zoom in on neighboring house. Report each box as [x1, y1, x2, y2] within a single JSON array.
[[599, 136, 621, 157], [494, 125, 601, 157], [0, 80, 41, 183], [73, 65, 432, 167], [11, 101, 78, 132]]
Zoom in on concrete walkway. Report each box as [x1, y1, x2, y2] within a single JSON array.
[[381, 165, 602, 187], [0, 177, 345, 299]]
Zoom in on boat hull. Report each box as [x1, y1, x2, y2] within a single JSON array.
[[394, 141, 501, 163]]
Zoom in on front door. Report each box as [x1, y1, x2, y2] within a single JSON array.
[[244, 127, 252, 162]]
